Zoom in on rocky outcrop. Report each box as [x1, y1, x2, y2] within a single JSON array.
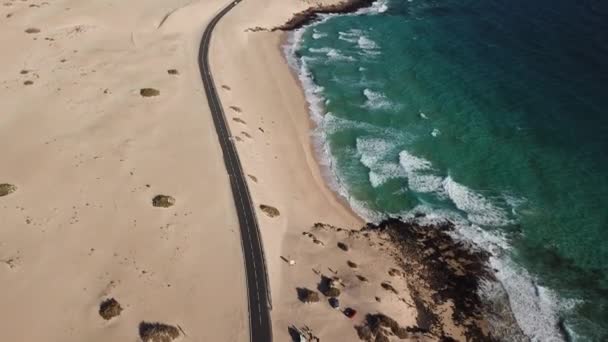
[[273, 0, 377, 31]]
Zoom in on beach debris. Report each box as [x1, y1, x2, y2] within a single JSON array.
[[381, 282, 398, 295], [259, 204, 280, 218], [347, 260, 358, 268], [167, 69, 179, 75], [25, 28, 40, 34], [139, 322, 180, 342], [140, 88, 160, 97], [289, 259, 296, 266], [337, 242, 349, 251], [288, 325, 320, 342], [99, 298, 122, 320], [297, 288, 320, 303], [152, 195, 175, 208], [0, 184, 17, 197]]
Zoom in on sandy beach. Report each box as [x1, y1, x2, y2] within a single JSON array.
[[1, 0, 494, 341]]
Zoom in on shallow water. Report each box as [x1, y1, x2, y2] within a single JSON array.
[[287, 0, 608, 340]]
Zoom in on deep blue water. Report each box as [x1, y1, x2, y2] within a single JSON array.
[[289, 0, 608, 340]]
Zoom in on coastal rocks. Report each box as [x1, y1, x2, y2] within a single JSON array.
[[99, 298, 122, 320], [364, 218, 502, 340], [139, 322, 180, 342], [355, 313, 419, 342], [0, 184, 17, 197], [273, 0, 376, 31], [152, 195, 175, 208], [259, 204, 280, 218], [140, 88, 160, 97], [297, 288, 320, 303]]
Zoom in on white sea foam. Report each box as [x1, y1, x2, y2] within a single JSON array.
[[431, 128, 441, 137], [357, 138, 405, 188], [419, 111, 429, 119], [442, 176, 512, 226], [338, 29, 362, 43], [312, 30, 327, 40], [358, 35, 378, 50], [398, 150, 445, 193], [363, 88, 396, 110], [357, 0, 389, 14]]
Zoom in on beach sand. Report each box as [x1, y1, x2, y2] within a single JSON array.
[[0, 0, 248, 341]]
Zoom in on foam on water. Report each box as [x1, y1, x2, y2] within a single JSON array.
[[398, 150, 445, 193], [442, 176, 512, 227], [358, 35, 379, 50], [363, 88, 396, 110]]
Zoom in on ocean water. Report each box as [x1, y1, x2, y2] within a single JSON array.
[[285, 0, 608, 340]]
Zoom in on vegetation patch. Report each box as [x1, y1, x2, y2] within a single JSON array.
[[0, 184, 17, 197], [25, 28, 40, 34], [152, 195, 175, 208], [140, 88, 160, 97], [260, 204, 280, 218], [99, 298, 122, 320], [139, 322, 180, 342]]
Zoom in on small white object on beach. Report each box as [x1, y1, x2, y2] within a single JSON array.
[[289, 259, 296, 266]]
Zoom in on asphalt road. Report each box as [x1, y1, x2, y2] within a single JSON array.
[[198, 2, 273, 342]]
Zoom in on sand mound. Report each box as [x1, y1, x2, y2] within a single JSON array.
[[139, 322, 180, 342], [0, 184, 17, 197], [152, 195, 175, 208], [259, 204, 279, 217], [99, 298, 122, 320]]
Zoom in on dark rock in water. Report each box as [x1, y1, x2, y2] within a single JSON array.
[[273, 0, 377, 31], [140, 88, 160, 97], [139, 322, 180, 342], [152, 195, 175, 208], [0, 184, 17, 197], [99, 298, 122, 320]]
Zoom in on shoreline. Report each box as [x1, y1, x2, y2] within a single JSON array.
[[270, 3, 530, 341]]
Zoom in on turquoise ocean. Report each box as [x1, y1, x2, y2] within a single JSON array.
[[284, 0, 608, 340]]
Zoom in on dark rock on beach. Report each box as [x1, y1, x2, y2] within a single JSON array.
[[273, 0, 377, 31], [99, 298, 122, 320]]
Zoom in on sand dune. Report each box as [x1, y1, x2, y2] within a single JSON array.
[[0, 0, 248, 340]]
